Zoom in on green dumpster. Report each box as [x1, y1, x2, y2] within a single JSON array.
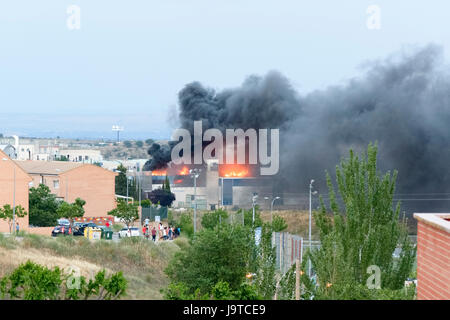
[[104, 231, 113, 240]]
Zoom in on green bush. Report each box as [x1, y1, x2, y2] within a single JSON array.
[[165, 224, 255, 296], [271, 215, 288, 232], [201, 209, 228, 230], [0, 261, 127, 300], [178, 213, 194, 238]]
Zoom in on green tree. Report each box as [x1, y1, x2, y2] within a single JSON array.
[[163, 175, 171, 192], [56, 155, 69, 161], [254, 223, 277, 299], [165, 224, 256, 296], [56, 198, 86, 227], [123, 141, 132, 148], [145, 139, 154, 145], [135, 140, 144, 148], [271, 215, 288, 232], [140, 199, 152, 207], [115, 164, 137, 199], [304, 143, 416, 299], [29, 184, 60, 227], [147, 188, 175, 207], [108, 200, 139, 229], [0, 204, 27, 233], [178, 212, 194, 238], [201, 209, 229, 230], [0, 261, 127, 300], [238, 206, 263, 228]]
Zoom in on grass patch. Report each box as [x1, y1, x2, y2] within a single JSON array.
[[8, 233, 184, 299], [0, 233, 18, 249]]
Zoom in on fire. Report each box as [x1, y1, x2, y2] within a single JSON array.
[[151, 170, 167, 176], [178, 166, 189, 176], [219, 164, 250, 178]]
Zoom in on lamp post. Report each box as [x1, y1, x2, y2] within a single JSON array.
[[270, 196, 281, 224], [252, 193, 258, 227], [309, 180, 318, 277], [13, 164, 16, 234], [189, 168, 201, 234], [126, 175, 133, 201]]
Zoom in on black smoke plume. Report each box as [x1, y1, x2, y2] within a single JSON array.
[[143, 141, 178, 171], [147, 45, 450, 209]]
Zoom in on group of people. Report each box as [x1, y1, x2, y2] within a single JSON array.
[[142, 221, 180, 242]]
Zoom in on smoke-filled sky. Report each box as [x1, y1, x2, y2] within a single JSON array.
[[147, 45, 450, 199], [1, 1, 450, 139]]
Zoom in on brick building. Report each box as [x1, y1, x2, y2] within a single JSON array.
[[0, 150, 32, 232], [414, 213, 450, 300], [15, 160, 117, 218]]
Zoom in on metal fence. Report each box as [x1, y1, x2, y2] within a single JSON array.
[[141, 206, 168, 224], [272, 232, 303, 274]]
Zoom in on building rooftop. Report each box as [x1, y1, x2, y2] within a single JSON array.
[[14, 160, 83, 175], [414, 213, 450, 234]]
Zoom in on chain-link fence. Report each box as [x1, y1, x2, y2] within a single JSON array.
[[141, 206, 168, 224], [273, 232, 303, 274]]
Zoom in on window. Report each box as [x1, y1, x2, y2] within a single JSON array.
[[53, 180, 60, 189], [222, 179, 233, 205]]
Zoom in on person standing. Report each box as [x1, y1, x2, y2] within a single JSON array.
[[159, 222, 163, 239], [151, 226, 156, 242], [168, 226, 173, 240], [142, 225, 147, 238], [15, 222, 19, 234]]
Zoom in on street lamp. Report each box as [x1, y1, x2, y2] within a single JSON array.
[[270, 196, 281, 224], [309, 179, 318, 277], [2, 158, 16, 235], [126, 175, 133, 201], [252, 193, 258, 226], [189, 168, 201, 234]]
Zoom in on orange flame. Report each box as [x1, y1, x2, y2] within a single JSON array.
[[151, 170, 167, 176], [219, 164, 250, 178], [178, 166, 189, 176]]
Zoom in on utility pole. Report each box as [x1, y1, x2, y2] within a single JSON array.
[[189, 168, 201, 234], [13, 165, 16, 234], [308, 179, 317, 277], [252, 193, 258, 227], [271, 196, 281, 224], [296, 258, 300, 300], [138, 169, 141, 208]]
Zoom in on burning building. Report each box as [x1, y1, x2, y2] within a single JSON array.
[[149, 160, 275, 210], [144, 45, 450, 216]]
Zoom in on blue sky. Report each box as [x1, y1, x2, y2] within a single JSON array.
[[1, 1, 450, 140]]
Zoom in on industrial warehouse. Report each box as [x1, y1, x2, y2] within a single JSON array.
[[0, 1, 449, 311]]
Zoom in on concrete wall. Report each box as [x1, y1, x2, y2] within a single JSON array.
[[0, 151, 32, 232], [27, 227, 53, 236], [415, 214, 450, 300]]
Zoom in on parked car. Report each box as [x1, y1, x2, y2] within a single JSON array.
[[72, 222, 98, 236], [57, 219, 70, 227], [118, 227, 140, 238], [51, 225, 71, 237]]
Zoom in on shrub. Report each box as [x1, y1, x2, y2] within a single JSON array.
[[201, 209, 228, 230], [0, 261, 127, 300]]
